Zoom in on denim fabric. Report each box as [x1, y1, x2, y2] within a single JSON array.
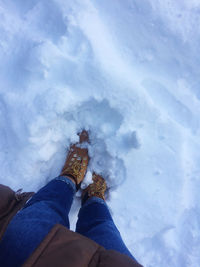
[[0, 177, 135, 267], [76, 197, 134, 259]]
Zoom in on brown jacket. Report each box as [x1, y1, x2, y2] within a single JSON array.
[[0, 184, 143, 267]]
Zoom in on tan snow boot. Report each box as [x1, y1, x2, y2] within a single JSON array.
[[82, 173, 107, 204], [60, 130, 89, 189]]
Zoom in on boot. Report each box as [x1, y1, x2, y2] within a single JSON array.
[[82, 173, 107, 204], [60, 130, 89, 189]]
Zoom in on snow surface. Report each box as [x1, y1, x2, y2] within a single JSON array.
[[0, 0, 200, 266]]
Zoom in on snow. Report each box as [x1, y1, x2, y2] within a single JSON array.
[[0, 0, 200, 266]]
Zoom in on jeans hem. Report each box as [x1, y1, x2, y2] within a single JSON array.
[[83, 196, 107, 208], [54, 176, 76, 193]]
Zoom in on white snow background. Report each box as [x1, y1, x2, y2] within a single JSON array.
[[0, 0, 200, 266]]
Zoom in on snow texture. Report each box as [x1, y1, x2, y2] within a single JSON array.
[[0, 0, 200, 266]]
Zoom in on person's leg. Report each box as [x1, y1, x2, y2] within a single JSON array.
[[0, 130, 90, 267], [0, 176, 76, 267], [76, 196, 135, 260]]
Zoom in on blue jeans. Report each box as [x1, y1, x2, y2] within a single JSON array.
[[0, 177, 135, 266]]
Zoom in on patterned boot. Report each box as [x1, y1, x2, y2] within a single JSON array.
[[60, 130, 89, 190], [82, 173, 107, 204]]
